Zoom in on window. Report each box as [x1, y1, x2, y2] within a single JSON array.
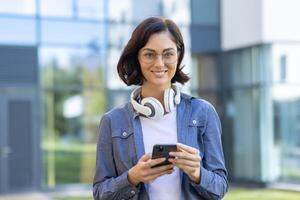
[[40, 47, 106, 186], [0, 17, 36, 45], [0, 0, 36, 15], [279, 55, 287, 82], [40, 0, 73, 18], [77, 0, 105, 19]]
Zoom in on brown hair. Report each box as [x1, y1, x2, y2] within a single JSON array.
[[117, 16, 190, 85]]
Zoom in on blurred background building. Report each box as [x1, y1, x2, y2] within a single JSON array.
[[0, 0, 300, 195]]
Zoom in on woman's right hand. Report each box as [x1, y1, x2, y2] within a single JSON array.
[[127, 153, 174, 186]]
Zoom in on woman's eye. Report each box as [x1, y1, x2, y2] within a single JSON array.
[[164, 52, 174, 57], [144, 53, 154, 58]]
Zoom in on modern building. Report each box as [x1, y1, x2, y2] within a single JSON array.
[[0, 0, 299, 195]]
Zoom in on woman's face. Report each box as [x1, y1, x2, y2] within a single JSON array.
[[138, 31, 178, 89]]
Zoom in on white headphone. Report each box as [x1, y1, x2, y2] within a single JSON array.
[[130, 84, 181, 119]]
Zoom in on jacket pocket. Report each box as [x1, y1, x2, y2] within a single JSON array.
[[111, 129, 136, 173], [188, 119, 205, 159]]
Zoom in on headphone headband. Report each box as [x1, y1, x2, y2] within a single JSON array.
[[130, 84, 181, 119]]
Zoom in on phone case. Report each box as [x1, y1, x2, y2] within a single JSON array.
[[151, 144, 177, 168]]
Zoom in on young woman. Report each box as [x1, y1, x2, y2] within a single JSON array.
[[93, 17, 228, 200]]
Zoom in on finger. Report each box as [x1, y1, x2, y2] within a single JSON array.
[[147, 164, 174, 176], [147, 157, 166, 167], [172, 163, 198, 175], [177, 143, 199, 154], [169, 151, 201, 162], [146, 168, 175, 182], [142, 158, 167, 170], [140, 153, 152, 162], [169, 158, 200, 168]]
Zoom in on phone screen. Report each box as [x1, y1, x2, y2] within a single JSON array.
[[151, 144, 177, 168]]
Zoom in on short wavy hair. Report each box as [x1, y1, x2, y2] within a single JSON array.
[[117, 16, 190, 86]]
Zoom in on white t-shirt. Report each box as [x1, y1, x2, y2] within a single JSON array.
[[140, 109, 182, 200]]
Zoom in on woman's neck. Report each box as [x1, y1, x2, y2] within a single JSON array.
[[141, 83, 171, 104]]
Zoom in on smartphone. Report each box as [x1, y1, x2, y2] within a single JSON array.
[[151, 144, 177, 168]]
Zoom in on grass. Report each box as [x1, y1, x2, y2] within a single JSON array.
[[224, 188, 300, 200], [43, 142, 96, 184], [54, 188, 300, 200], [55, 198, 92, 200]]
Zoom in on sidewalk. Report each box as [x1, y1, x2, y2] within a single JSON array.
[[0, 192, 52, 200], [0, 188, 92, 200]]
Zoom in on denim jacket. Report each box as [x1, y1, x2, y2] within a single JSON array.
[[93, 93, 228, 200]]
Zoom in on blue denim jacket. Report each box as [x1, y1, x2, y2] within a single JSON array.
[[93, 93, 228, 200]]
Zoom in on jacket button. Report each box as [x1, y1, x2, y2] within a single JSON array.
[[131, 190, 136, 195], [122, 131, 127, 137], [192, 120, 197, 125]]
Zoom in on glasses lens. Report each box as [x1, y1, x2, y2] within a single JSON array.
[[163, 51, 177, 64], [139, 50, 177, 64], [141, 51, 155, 64]]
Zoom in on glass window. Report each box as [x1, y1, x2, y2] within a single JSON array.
[[191, 0, 219, 25], [42, 88, 105, 185], [0, 0, 36, 15], [179, 25, 191, 48], [279, 55, 287, 82], [77, 0, 105, 20], [40, 47, 105, 87], [108, 24, 133, 48], [0, 17, 36, 45], [193, 55, 219, 90], [40, 47, 106, 186], [41, 20, 106, 46], [131, 0, 161, 22], [106, 47, 124, 89], [273, 99, 300, 181], [108, 0, 132, 22], [162, 0, 191, 24], [40, 0, 73, 18]]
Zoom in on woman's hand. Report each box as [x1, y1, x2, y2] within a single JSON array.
[[128, 153, 174, 186], [169, 143, 201, 183]]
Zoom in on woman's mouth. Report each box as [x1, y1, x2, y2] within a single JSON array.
[[151, 70, 167, 76]]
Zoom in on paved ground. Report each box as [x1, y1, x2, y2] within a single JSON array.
[[0, 192, 53, 200], [0, 189, 92, 200]]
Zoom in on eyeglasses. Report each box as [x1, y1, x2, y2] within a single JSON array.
[[139, 49, 178, 64]]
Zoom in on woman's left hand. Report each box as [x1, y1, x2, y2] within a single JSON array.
[[168, 143, 201, 183]]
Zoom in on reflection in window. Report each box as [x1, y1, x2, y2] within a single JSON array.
[[41, 20, 106, 46], [40, 0, 73, 17], [109, 24, 133, 48], [0, 0, 36, 15], [108, 0, 131, 22], [131, 0, 161, 22], [0, 18, 36, 45], [279, 55, 287, 82], [43, 89, 105, 185], [191, 0, 219, 25], [162, 0, 191, 24], [273, 100, 300, 181], [40, 47, 106, 186], [77, 0, 105, 19], [40, 47, 104, 87]]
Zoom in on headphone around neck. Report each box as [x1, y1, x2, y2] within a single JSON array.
[[130, 84, 181, 120]]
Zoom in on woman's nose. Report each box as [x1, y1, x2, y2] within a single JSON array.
[[154, 54, 164, 66]]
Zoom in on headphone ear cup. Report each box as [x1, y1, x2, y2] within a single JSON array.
[[171, 84, 181, 105], [164, 88, 175, 113], [141, 97, 164, 119]]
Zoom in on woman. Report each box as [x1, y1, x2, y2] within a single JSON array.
[[93, 17, 228, 200]]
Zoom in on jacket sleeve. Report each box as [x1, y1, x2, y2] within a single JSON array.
[[93, 114, 140, 200], [190, 102, 229, 200]]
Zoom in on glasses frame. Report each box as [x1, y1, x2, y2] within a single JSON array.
[[138, 49, 178, 64]]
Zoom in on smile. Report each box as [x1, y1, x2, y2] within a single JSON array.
[[151, 70, 167, 76]]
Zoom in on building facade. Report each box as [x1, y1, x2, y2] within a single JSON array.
[[0, 0, 299, 194]]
